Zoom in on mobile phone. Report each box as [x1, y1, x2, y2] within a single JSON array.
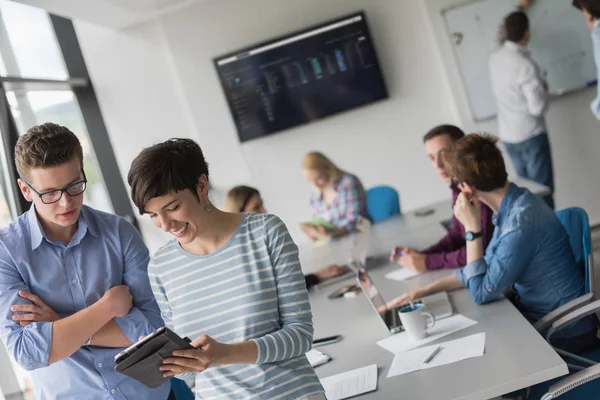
[[328, 284, 359, 299], [313, 335, 342, 347]]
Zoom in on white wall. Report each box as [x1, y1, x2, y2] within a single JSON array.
[[423, 0, 600, 225], [74, 19, 191, 250], [75, 0, 600, 253], [93, 0, 458, 248]]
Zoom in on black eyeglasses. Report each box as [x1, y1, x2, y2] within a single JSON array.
[[24, 170, 87, 204]]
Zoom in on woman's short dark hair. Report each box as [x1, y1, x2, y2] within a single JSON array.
[[504, 11, 530, 42], [573, 0, 600, 19], [128, 138, 209, 214], [225, 186, 260, 213], [444, 133, 508, 192], [423, 125, 466, 143]]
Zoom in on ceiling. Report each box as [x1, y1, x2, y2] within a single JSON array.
[[11, 0, 201, 29]]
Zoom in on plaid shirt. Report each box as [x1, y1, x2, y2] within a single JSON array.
[[309, 173, 368, 233]]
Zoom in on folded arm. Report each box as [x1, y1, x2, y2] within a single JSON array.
[[0, 261, 122, 370]]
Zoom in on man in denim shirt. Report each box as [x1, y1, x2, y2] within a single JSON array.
[[0, 123, 171, 399], [386, 133, 596, 348], [573, 0, 600, 120]]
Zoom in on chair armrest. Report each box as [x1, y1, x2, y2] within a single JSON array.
[[542, 364, 600, 400], [534, 294, 593, 332], [545, 299, 600, 342]]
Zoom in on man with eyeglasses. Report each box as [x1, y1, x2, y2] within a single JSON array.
[[0, 123, 172, 399]]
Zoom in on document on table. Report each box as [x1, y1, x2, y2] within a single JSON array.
[[320, 364, 378, 400], [387, 333, 486, 378], [377, 314, 477, 354], [384, 268, 419, 282]]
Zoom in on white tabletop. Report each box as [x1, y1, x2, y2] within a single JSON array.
[[308, 223, 567, 399]]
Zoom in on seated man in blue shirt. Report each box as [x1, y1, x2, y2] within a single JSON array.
[[0, 123, 172, 399], [386, 133, 597, 352], [573, 0, 600, 120]]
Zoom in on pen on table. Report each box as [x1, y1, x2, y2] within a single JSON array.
[[423, 345, 443, 364]]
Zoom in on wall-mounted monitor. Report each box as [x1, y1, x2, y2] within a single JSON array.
[[214, 12, 388, 142]]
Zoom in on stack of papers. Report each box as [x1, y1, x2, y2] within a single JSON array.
[[377, 314, 477, 354], [306, 348, 331, 368], [387, 333, 486, 378], [384, 268, 419, 282], [320, 364, 378, 400]]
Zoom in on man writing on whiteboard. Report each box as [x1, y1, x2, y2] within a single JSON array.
[[573, 0, 600, 120], [489, 0, 555, 210]]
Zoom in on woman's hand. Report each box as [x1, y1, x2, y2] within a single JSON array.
[[300, 224, 328, 240], [161, 335, 228, 376]]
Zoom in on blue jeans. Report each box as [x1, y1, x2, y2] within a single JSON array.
[[503, 133, 555, 210]]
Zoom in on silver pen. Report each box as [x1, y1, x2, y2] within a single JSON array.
[[423, 345, 443, 364]]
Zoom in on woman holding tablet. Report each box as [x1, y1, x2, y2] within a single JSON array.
[[127, 139, 325, 400], [300, 151, 369, 241]]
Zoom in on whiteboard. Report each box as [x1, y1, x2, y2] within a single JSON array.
[[443, 0, 597, 121]]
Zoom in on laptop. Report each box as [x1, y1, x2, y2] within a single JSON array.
[[357, 267, 453, 334], [312, 217, 372, 288]]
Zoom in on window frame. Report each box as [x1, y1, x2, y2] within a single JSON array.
[[0, 12, 139, 229]]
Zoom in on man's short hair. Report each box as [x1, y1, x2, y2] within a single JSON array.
[[423, 125, 466, 143], [127, 138, 209, 214], [573, 0, 600, 20], [444, 133, 508, 192], [504, 11, 530, 42], [14, 123, 83, 181]]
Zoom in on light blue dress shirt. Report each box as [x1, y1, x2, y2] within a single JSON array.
[[0, 205, 170, 400], [454, 184, 595, 338], [591, 20, 600, 120]]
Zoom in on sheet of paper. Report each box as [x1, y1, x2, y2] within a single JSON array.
[[387, 333, 486, 378], [306, 348, 331, 368], [320, 364, 378, 400], [377, 314, 477, 354], [384, 268, 419, 282]]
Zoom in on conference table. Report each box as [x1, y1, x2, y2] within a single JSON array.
[[300, 178, 565, 400]]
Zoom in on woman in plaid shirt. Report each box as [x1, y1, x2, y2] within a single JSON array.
[[301, 151, 369, 241]]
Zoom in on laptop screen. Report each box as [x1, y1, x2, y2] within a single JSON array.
[[357, 267, 386, 312], [351, 217, 371, 266]]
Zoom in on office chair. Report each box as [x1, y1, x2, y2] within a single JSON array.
[[366, 186, 400, 223]]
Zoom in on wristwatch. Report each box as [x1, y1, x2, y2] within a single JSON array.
[[465, 231, 482, 241]]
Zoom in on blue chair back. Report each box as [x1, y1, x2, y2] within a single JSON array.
[[170, 378, 194, 400], [366, 186, 400, 223], [556, 207, 593, 294]]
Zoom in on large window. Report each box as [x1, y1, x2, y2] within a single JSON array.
[[0, 1, 137, 397], [6, 90, 112, 212], [0, 1, 112, 215]]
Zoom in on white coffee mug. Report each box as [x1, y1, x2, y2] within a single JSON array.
[[398, 304, 436, 341]]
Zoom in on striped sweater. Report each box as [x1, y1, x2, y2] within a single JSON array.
[[148, 213, 324, 399]]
